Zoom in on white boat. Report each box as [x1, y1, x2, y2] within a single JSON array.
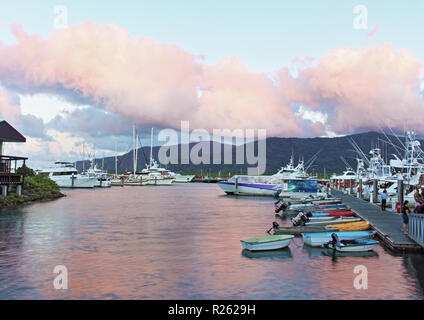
[[326, 234, 379, 252], [241, 234, 294, 251], [218, 156, 322, 197], [137, 128, 175, 185], [83, 164, 111, 188], [36, 162, 97, 188], [291, 212, 360, 226], [173, 173, 195, 183], [302, 231, 375, 247]]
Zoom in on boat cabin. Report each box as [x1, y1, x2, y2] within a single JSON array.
[[0, 120, 28, 196]]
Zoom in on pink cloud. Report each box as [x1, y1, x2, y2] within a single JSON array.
[[0, 22, 423, 141], [281, 44, 424, 134]]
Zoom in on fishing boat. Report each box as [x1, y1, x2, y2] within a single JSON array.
[[326, 221, 370, 232], [325, 233, 379, 252], [302, 230, 375, 247], [138, 128, 175, 185], [241, 234, 294, 251], [83, 163, 111, 188]]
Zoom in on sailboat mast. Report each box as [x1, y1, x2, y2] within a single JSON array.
[[82, 142, 85, 172], [150, 127, 153, 168], [115, 140, 118, 176], [133, 124, 136, 175], [135, 134, 139, 173]]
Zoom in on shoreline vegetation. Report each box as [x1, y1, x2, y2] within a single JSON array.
[[0, 166, 65, 210]]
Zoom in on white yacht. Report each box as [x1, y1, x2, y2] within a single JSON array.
[[83, 163, 111, 188], [37, 162, 98, 188], [138, 159, 175, 185], [218, 156, 320, 197], [137, 128, 175, 185]]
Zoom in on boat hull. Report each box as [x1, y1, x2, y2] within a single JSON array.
[[218, 181, 279, 196], [273, 226, 339, 236], [56, 176, 98, 188], [302, 217, 361, 226], [328, 240, 379, 252], [241, 238, 292, 251], [302, 231, 375, 247]]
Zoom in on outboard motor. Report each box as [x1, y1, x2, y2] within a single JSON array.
[[305, 212, 313, 218], [331, 233, 341, 248], [291, 212, 309, 226], [267, 221, 280, 234], [275, 201, 288, 213]]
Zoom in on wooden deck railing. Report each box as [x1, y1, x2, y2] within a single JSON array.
[[0, 155, 28, 186], [409, 213, 424, 248]]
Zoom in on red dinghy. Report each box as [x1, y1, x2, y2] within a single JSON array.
[[327, 211, 355, 217], [312, 210, 354, 217]]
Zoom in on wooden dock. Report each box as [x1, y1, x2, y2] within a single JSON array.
[[331, 189, 422, 252]]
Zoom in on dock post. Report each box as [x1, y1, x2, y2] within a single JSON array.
[[349, 179, 353, 195], [1, 185, 7, 196], [235, 176, 239, 192], [358, 179, 363, 199], [372, 179, 378, 203], [16, 185, 22, 196], [398, 178, 404, 207]]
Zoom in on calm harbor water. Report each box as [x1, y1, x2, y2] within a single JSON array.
[[0, 183, 423, 300]]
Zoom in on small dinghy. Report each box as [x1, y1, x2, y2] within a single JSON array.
[[325, 233, 379, 252], [308, 211, 354, 217], [314, 210, 354, 217], [326, 221, 370, 232], [302, 230, 376, 247], [291, 212, 360, 227], [241, 234, 294, 251], [270, 222, 339, 236]]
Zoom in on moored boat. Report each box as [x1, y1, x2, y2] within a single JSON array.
[[291, 212, 360, 226], [326, 221, 370, 232], [272, 225, 339, 236], [241, 234, 294, 251], [302, 230, 375, 247], [325, 233, 379, 252]]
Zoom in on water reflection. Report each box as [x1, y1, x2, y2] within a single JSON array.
[[241, 248, 293, 260], [0, 184, 422, 300]]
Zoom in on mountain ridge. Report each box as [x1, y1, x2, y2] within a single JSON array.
[[76, 131, 423, 175]]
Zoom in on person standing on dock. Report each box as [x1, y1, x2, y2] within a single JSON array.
[[402, 200, 410, 235], [381, 189, 388, 211]]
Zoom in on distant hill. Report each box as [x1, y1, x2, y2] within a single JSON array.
[[76, 131, 422, 175]]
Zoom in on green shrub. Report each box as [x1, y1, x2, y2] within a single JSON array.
[[24, 174, 61, 194], [16, 165, 36, 177]]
